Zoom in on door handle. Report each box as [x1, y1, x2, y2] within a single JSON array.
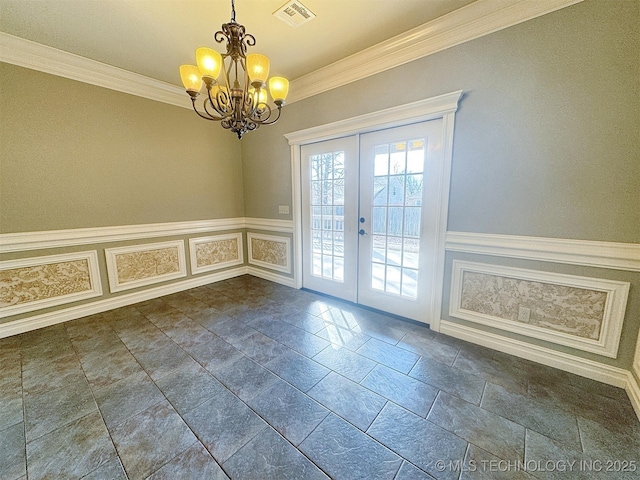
[[359, 229, 367, 235], [359, 217, 366, 223]]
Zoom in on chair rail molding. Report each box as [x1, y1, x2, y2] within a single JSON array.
[[0, 217, 289, 253], [446, 231, 640, 272]]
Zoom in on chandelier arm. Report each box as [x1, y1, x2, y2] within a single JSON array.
[[252, 105, 283, 126], [202, 97, 226, 119], [191, 98, 225, 122]]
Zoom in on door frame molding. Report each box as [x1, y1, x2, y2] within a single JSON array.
[[285, 90, 463, 331]]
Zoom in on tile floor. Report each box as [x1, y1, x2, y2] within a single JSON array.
[[1, 275, 639, 480]]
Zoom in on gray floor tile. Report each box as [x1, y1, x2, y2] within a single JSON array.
[[409, 357, 486, 405], [232, 330, 290, 364], [82, 455, 127, 480], [155, 362, 227, 414], [0, 373, 23, 432], [265, 348, 331, 392], [481, 382, 581, 449], [361, 364, 438, 417], [183, 389, 267, 463], [315, 324, 372, 351], [21, 337, 75, 371], [395, 461, 435, 479], [79, 346, 144, 389], [307, 371, 386, 431], [110, 402, 197, 480], [134, 343, 195, 380], [299, 413, 402, 480], [117, 324, 174, 356], [460, 444, 536, 480], [357, 337, 420, 374], [252, 317, 331, 357], [24, 376, 97, 442], [213, 354, 279, 401], [192, 310, 235, 332], [0, 422, 26, 480], [225, 427, 329, 480], [396, 333, 459, 366], [428, 392, 525, 463], [22, 353, 86, 395], [453, 348, 528, 395], [26, 412, 116, 480], [577, 415, 640, 461], [248, 379, 329, 445], [313, 345, 377, 382], [528, 378, 637, 435], [7, 277, 640, 480], [278, 311, 327, 334], [524, 429, 639, 480], [367, 403, 467, 480], [94, 370, 165, 429], [70, 330, 124, 357], [147, 442, 229, 480], [204, 316, 257, 344], [182, 332, 244, 373]]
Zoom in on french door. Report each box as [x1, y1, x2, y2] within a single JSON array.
[[300, 120, 444, 323]]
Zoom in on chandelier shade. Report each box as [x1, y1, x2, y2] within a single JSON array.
[[179, 0, 288, 139]]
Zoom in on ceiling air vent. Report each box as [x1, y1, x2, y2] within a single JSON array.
[[273, 0, 316, 28]]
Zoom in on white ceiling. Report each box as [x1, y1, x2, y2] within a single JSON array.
[[0, 0, 476, 87]]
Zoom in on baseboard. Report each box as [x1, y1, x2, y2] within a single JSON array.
[[439, 320, 630, 388], [246, 266, 296, 288], [0, 266, 248, 339], [628, 371, 640, 422]]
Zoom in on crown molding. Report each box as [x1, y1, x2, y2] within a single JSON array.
[[0, 32, 189, 109], [287, 0, 583, 103], [1, 0, 581, 109]]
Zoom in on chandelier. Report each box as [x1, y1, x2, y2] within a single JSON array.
[[179, 0, 289, 139]]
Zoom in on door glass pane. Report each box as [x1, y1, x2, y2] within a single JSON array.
[[369, 137, 425, 299], [390, 142, 406, 174], [407, 139, 425, 173], [372, 207, 386, 234], [374, 145, 389, 176], [309, 151, 346, 283], [373, 177, 388, 205]]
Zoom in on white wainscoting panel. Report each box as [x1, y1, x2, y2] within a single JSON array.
[[189, 233, 243, 275], [247, 233, 292, 274], [105, 240, 187, 293], [450, 260, 629, 358], [0, 251, 102, 318]]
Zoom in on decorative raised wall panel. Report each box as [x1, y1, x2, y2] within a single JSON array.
[[0, 251, 102, 318], [105, 240, 187, 293], [449, 261, 630, 358], [189, 233, 243, 275], [247, 233, 291, 274]]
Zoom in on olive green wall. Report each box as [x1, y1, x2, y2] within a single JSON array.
[[0, 63, 244, 233], [242, 0, 639, 244], [240, 0, 640, 370]]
